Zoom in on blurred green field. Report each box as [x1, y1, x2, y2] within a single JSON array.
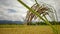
[[0, 25, 60, 34]]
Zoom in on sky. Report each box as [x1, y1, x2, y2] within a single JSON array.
[[0, 0, 60, 22]]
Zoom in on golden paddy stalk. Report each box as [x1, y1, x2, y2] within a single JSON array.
[[17, 0, 58, 34]]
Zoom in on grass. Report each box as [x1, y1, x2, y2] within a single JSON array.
[[0, 25, 60, 34], [17, 0, 58, 34]]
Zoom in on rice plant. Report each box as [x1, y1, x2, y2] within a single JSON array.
[[17, 0, 58, 34]]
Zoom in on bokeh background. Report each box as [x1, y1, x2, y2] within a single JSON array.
[[0, 0, 60, 22]]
